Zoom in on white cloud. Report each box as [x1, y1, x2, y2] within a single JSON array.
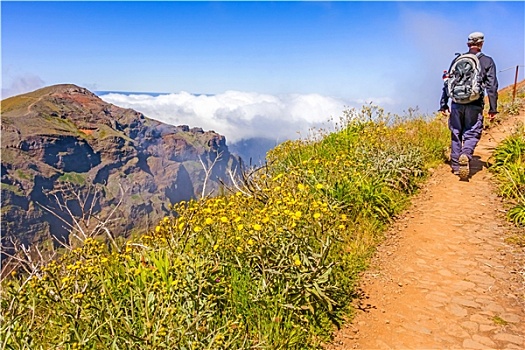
[[1, 73, 45, 99], [100, 91, 368, 143]]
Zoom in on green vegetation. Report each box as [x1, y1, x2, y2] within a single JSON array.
[[1, 183, 25, 196], [58, 172, 87, 185], [492, 315, 509, 326], [1, 105, 450, 349], [94, 125, 133, 142], [489, 80, 525, 230], [1, 95, 39, 114], [490, 129, 525, 226], [15, 169, 34, 181], [498, 85, 525, 117], [50, 116, 80, 134]]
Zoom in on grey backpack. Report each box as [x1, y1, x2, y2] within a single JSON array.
[[447, 53, 483, 104]]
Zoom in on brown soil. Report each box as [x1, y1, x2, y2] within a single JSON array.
[[79, 129, 95, 135], [328, 113, 525, 349]]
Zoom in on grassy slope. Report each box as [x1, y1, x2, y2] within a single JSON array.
[[1, 81, 522, 349], [489, 79, 525, 233]]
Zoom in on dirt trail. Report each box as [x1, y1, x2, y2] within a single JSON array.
[[329, 113, 525, 349]]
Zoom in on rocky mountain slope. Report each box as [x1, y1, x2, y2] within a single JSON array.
[[1, 84, 240, 250]]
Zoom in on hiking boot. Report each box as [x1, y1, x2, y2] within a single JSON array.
[[458, 154, 469, 179]]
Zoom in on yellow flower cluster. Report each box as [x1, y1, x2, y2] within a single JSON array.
[[0, 104, 450, 349]]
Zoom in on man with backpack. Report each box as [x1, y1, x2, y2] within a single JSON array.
[[439, 31, 499, 180]]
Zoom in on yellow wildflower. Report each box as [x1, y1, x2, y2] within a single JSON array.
[[272, 173, 284, 181], [205, 218, 214, 225], [252, 224, 262, 231]]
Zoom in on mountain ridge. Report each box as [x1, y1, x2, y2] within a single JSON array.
[[1, 84, 241, 251]]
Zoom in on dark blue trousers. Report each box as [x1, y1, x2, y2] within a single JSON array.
[[448, 103, 484, 171]]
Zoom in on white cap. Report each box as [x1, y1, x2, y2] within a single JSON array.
[[468, 32, 484, 44]]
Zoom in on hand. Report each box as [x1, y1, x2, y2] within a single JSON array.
[[440, 108, 449, 117], [488, 112, 497, 121]]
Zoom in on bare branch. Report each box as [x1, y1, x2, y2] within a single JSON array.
[[226, 168, 252, 197], [199, 150, 224, 200]]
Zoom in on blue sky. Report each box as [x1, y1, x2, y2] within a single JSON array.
[[2, 1, 524, 145]]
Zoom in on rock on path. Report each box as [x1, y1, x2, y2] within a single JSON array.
[[328, 114, 525, 349]]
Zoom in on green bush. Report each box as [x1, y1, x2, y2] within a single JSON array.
[[491, 130, 525, 226], [1, 105, 449, 349]]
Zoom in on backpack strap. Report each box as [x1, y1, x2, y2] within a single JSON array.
[[448, 53, 462, 71]]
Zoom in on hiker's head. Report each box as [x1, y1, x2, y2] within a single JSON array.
[[467, 32, 484, 49]]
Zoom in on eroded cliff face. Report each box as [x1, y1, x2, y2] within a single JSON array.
[[1, 84, 240, 249]]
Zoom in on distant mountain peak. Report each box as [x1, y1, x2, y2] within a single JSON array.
[[1, 84, 240, 251]]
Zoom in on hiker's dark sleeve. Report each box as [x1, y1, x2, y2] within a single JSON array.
[[439, 83, 449, 111], [439, 58, 456, 111], [485, 57, 499, 114]]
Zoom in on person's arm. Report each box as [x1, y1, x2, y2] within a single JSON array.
[[439, 83, 449, 114], [439, 58, 457, 114], [484, 57, 499, 117]]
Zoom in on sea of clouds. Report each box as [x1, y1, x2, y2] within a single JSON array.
[[98, 91, 359, 145]]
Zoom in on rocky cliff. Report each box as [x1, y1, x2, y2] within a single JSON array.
[[1, 84, 240, 249]]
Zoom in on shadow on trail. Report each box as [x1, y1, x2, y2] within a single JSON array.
[[458, 156, 488, 182], [468, 155, 488, 179]]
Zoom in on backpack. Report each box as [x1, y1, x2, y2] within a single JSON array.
[[446, 52, 483, 104]]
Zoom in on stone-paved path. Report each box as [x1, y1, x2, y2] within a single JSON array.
[[328, 114, 525, 349]]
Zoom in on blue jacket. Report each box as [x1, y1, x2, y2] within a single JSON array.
[[440, 50, 499, 114]]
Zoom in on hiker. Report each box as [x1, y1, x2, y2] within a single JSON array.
[[439, 31, 499, 179]]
